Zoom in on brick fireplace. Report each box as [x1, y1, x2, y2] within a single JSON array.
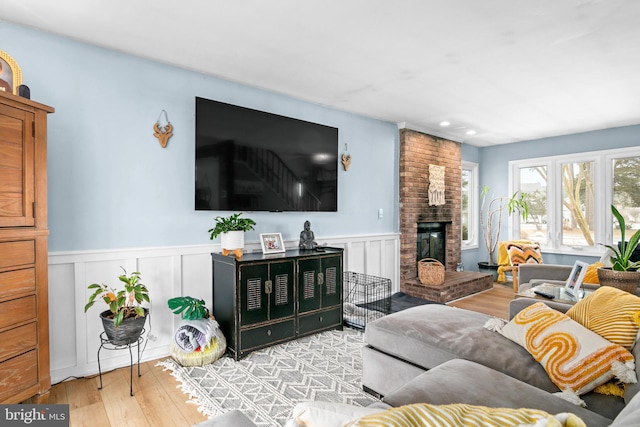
[[399, 129, 462, 299]]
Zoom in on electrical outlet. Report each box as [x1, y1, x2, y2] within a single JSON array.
[[148, 334, 157, 342]]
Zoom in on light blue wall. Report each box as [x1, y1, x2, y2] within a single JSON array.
[[0, 22, 399, 251], [467, 125, 640, 268]]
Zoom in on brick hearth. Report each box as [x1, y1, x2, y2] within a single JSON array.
[[399, 129, 472, 301], [403, 271, 493, 303]]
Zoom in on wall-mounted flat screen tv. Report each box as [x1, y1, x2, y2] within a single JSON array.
[[195, 97, 338, 212]]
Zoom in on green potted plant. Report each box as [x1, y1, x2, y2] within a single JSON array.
[[598, 205, 640, 293], [208, 212, 256, 257], [479, 186, 530, 275], [84, 268, 150, 345], [168, 296, 210, 320]]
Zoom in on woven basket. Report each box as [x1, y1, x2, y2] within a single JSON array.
[[597, 268, 640, 294], [418, 258, 445, 286]]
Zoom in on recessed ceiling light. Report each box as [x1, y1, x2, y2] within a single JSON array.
[[466, 130, 476, 135], [439, 121, 450, 127]]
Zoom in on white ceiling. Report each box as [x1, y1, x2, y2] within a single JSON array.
[[2, 0, 640, 147]]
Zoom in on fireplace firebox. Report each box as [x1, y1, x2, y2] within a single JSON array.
[[416, 222, 447, 265]]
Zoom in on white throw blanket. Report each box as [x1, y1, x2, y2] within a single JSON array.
[[174, 317, 220, 352]]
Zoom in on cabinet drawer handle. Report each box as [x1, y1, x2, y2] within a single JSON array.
[[319, 316, 323, 323], [267, 329, 272, 336]]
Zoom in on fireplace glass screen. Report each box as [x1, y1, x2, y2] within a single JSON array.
[[417, 222, 446, 265]]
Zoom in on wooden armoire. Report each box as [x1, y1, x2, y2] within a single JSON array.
[[0, 90, 54, 403]]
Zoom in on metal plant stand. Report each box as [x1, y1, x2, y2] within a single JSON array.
[[97, 330, 144, 396]]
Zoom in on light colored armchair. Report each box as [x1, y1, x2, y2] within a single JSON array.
[[496, 240, 543, 291]]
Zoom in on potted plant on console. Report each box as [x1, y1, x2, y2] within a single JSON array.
[[208, 212, 256, 260], [479, 186, 530, 278], [598, 204, 640, 293], [84, 268, 150, 345]]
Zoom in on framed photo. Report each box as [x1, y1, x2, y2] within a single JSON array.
[[260, 233, 286, 254], [0, 50, 22, 95], [564, 260, 588, 297]]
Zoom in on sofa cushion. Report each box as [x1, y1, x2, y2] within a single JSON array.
[[344, 403, 585, 427], [287, 401, 384, 427], [382, 359, 613, 427], [507, 241, 543, 265], [497, 302, 636, 396], [364, 304, 560, 393], [566, 286, 640, 350], [583, 262, 603, 284], [610, 388, 640, 427], [192, 410, 256, 427]]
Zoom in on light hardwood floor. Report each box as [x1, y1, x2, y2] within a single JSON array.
[[42, 283, 515, 427]]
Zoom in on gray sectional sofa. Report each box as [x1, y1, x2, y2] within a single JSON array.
[[197, 294, 640, 426], [361, 297, 640, 426]]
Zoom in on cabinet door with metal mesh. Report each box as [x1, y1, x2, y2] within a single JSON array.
[[240, 263, 270, 325], [269, 260, 294, 320], [321, 255, 342, 307], [297, 258, 321, 313]]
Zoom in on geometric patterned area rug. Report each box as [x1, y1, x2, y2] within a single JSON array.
[[157, 328, 379, 426]]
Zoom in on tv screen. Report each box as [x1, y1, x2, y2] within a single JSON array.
[[195, 97, 338, 212]]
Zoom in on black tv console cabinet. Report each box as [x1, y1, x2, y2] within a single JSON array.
[[212, 248, 344, 360]]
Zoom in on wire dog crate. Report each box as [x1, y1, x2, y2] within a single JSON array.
[[343, 271, 392, 330]]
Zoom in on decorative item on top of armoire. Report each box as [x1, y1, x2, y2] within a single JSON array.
[[341, 143, 352, 171], [428, 164, 445, 206], [0, 50, 22, 95], [18, 84, 30, 99], [598, 204, 640, 294], [153, 109, 173, 148]]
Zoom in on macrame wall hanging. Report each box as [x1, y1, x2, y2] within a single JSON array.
[[153, 110, 173, 148], [428, 164, 446, 206]]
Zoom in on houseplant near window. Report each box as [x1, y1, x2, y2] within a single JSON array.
[[479, 186, 530, 277], [208, 212, 256, 259], [598, 205, 640, 293], [84, 268, 150, 345]]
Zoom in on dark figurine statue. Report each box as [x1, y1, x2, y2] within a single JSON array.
[[299, 220, 317, 250]]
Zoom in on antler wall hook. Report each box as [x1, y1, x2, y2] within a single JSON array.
[[341, 143, 352, 171], [153, 110, 173, 148]]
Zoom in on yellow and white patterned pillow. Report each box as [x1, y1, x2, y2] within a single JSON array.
[[567, 286, 640, 350], [343, 403, 586, 427], [507, 242, 543, 266], [497, 302, 636, 396]]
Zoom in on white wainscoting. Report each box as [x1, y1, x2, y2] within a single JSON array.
[[48, 233, 400, 384]]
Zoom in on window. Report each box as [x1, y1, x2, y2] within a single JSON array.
[[518, 165, 548, 245], [462, 161, 478, 249], [511, 147, 640, 256], [612, 155, 640, 244]]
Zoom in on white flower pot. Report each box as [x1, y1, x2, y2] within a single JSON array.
[[220, 231, 245, 251]]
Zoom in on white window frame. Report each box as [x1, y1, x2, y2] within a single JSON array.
[[510, 146, 640, 257], [462, 161, 479, 250]]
